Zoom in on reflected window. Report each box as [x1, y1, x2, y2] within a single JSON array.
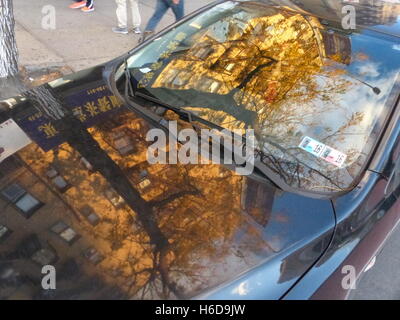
[[104, 187, 125, 208], [164, 69, 189, 88], [1, 183, 43, 218], [110, 130, 135, 156], [46, 167, 71, 193], [172, 72, 189, 87], [209, 80, 221, 93], [193, 45, 214, 59], [50, 221, 80, 245], [0, 156, 21, 180], [199, 78, 221, 93], [15, 234, 58, 266], [225, 62, 235, 72], [80, 205, 100, 226], [0, 224, 12, 242], [137, 178, 151, 191], [84, 247, 105, 265]]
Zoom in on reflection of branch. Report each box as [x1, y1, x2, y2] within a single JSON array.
[[255, 135, 344, 189], [149, 189, 200, 209], [235, 59, 277, 91]]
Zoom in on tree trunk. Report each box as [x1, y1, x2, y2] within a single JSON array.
[[24, 84, 184, 298], [0, 0, 18, 79], [24, 85, 168, 248]]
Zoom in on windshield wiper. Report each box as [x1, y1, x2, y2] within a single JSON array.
[[123, 62, 201, 128], [120, 63, 349, 193], [121, 63, 282, 189]]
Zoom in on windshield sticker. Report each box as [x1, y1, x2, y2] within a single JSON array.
[[299, 136, 347, 168], [299, 136, 325, 157], [320, 146, 347, 168]]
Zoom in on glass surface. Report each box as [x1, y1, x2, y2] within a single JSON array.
[[60, 228, 78, 242], [1, 183, 25, 202], [121, 1, 400, 192], [15, 193, 40, 213]]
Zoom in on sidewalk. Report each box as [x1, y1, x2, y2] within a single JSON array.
[[13, 0, 215, 73]]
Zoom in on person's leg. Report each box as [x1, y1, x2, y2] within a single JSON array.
[[170, 0, 184, 21], [116, 0, 128, 28], [145, 0, 169, 32], [130, 0, 142, 28]]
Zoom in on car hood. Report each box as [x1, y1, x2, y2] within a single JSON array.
[[0, 64, 336, 300]]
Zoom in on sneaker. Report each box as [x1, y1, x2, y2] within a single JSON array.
[[81, 6, 94, 12], [133, 27, 141, 34], [112, 27, 129, 35], [69, 1, 86, 9], [139, 30, 154, 43]]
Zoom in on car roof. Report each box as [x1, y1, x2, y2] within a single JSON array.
[[253, 0, 400, 38]]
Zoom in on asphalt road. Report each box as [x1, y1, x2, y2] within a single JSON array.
[[351, 222, 400, 299]]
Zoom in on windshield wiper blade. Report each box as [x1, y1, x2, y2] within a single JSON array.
[[123, 64, 200, 127], [126, 97, 281, 190], [121, 64, 287, 189]]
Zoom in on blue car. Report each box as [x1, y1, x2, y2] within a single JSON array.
[[0, 0, 400, 299]]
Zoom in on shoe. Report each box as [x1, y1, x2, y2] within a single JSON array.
[[69, 1, 86, 9], [81, 6, 94, 12], [112, 27, 129, 35], [139, 30, 154, 43], [133, 27, 141, 34]]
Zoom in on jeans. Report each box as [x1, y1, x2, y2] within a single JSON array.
[[116, 0, 141, 28], [145, 0, 184, 32]]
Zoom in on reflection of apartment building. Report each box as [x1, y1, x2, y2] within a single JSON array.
[[0, 155, 116, 299], [0, 108, 156, 300], [1, 99, 247, 299], [0, 151, 135, 299], [355, 3, 400, 26]]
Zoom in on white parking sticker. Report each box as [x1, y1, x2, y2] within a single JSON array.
[[299, 136, 325, 157], [299, 136, 347, 168], [320, 146, 347, 167]]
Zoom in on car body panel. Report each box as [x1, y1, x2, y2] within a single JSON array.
[[1, 64, 336, 300], [0, 0, 400, 300]]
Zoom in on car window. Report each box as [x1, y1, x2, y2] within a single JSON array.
[[121, 1, 400, 193]]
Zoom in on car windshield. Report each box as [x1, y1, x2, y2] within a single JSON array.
[[120, 0, 400, 193]]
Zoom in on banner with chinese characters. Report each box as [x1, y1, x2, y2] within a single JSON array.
[[0, 119, 32, 162], [15, 84, 124, 152]]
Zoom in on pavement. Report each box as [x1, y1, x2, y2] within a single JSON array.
[[13, 0, 215, 72], [351, 225, 400, 300]]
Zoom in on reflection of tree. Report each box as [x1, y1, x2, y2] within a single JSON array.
[[19, 85, 272, 299], [143, 11, 366, 191], [150, 14, 325, 126], [21, 85, 186, 298]]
